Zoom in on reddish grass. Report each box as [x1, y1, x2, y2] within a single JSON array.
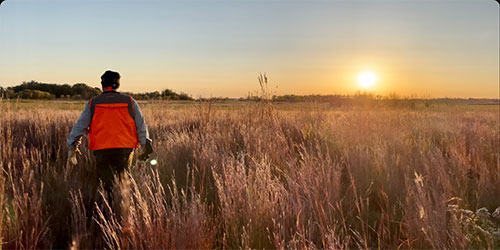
[[1, 98, 499, 248]]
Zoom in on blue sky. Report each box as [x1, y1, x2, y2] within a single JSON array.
[[0, 0, 498, 98]]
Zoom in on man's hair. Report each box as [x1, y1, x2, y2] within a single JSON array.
[[101, 70, 121, 89]]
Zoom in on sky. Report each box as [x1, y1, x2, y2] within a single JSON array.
[[0, 0, 498, 98]]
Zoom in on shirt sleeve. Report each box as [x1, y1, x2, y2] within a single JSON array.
[[67, 102, 92, 148], [132, 99, 150, 146]]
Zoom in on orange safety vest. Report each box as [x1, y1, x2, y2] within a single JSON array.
[[88, 91, 139, 150]]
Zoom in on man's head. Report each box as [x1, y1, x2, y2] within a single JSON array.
[[101, 70, 120, 91]]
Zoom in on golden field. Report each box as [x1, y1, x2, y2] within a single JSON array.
[[0, 99, 499, 249]]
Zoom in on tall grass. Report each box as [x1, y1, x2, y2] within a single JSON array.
[[0, 97, 499, 248]]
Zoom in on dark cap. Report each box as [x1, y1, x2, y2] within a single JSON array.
[[101, 70, 120, 89]]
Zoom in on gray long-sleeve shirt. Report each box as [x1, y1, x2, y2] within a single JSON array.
[[67, 99, 149, 149]]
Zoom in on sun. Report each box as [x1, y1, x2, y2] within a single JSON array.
[[358, 72, 376, 89]]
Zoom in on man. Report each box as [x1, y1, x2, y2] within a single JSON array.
[[67, 70, 153, 193]]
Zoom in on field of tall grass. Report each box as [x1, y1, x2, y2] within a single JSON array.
[[1, 98, 499, 249]]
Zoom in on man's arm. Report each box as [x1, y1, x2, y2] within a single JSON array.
[[132, 99, 150, 147], [67, 102, 92, 149]]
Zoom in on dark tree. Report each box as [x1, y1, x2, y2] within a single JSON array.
[[71, 83, 101, 99]]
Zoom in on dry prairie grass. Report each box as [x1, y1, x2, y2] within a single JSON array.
[[0, 98, 499, 249]]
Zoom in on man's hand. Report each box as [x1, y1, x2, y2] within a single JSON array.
[[138, 138, 153, 163], [68, 146, 81, 165]]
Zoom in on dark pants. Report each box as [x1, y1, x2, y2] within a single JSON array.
[[94, 148, 134, 193], [92, 148, 134, 243]]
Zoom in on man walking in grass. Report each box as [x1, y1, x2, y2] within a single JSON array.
[[67, 70, 153, 194]]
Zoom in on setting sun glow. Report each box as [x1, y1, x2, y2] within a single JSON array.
[[357, 72, 376, 89]]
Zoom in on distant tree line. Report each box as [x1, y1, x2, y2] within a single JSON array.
[[0, 81, 101, 100], [240, 91, 499, 108], [122, 89, 192, 101], [0, 81, 193, 100]]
